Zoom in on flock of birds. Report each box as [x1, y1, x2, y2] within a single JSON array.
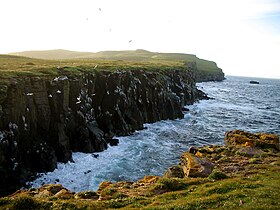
[[85, 7, 133, 44]]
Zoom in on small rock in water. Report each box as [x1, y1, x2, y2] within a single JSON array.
[[182, 107, 190, 112], [92, 154, 99, 158], [249, 80, 259, 84], [107, 138, 119, 146]]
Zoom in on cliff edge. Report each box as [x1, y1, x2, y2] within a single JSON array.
[[0, 57, 208, 196]]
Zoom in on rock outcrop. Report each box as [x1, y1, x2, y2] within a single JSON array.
[[180, 152, 215, 178], [225, 130, 279, 150], [195, 70, 225, 82], [2, 131, 279, 210], [0, 67, 207, 196], [165, 130, 279, 179]]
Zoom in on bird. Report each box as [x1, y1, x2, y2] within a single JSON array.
[[129, 40, 132, 43]]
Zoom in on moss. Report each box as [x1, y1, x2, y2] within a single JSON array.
[[216, 156, 230, 163], [75, 191, 98, 199], [12, 197, 44, 210], [151, 178, 188, 193], [0, 197, 11, 206], [249, 158, 261, 164], [112, 192, 128, 199], [208, 170, 228, 180], [100, 187, 117, 199]]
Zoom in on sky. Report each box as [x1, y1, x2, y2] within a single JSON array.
[[0, 0, 280, 78]]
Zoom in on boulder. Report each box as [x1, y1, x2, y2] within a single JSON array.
[[236, 147, 265, 157], [106, 138, 119, 146], [8, 184, 74, 199], [97, 181, 113, 194], [180, 152, 215, 178], [163, 165, 184, 178], [41, 184, 65, 194], [54, 189, 74, 199], [34, 189, 53, 198], [137, 176, 160, 184]]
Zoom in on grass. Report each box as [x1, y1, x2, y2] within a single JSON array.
[[0, 54, 187, 81], [1, 164, 279, 209], [0, 49, 223, 87], [143, 168, 280, 210]]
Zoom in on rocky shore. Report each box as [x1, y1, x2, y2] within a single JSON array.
[[0, 66, 209, 196], [1, 130, 279, 209]]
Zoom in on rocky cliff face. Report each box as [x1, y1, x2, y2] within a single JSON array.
[[195, 70, 225, 82], [0, 67, 207, 196]]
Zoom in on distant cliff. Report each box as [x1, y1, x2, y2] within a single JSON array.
[[0, 65, 208, 196], [195, 69, 225, 82]]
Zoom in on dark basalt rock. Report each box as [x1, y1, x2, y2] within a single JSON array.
[[0, 67, 207, 196], [249, 80, 259, 84], [107, 138, 119, 146]]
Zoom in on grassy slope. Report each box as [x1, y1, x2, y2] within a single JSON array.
[[0, 147, 279, 209], [0, 54, 185, 83], [9, 49, 222, 73]]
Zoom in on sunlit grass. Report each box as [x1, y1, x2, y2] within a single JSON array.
[[1, 163, 279, 209], [0, 54, 186, 83]]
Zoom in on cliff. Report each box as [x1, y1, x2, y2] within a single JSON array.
[[0, 61, 207, 196], [195, 69, 225, 82]]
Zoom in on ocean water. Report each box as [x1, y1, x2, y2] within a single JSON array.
[[29, 76, 280, 192]]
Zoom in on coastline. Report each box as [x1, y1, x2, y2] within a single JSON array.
[[1, 130, 279, 209], [0, 62, 224, 196]]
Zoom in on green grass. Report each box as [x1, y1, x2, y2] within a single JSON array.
[[0, 54, 187, 84], [6, 49, 223, 74], [143, 169, 280, 210], [0, 162, 279, 209]]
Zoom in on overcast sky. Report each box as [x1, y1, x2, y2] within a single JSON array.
[[1, 0, 280, 78]]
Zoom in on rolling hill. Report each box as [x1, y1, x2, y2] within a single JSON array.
[[10, 49, 221, 71]]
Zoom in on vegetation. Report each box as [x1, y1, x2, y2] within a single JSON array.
[[0, 53, 186, 80], [7, 49, 222, 71], [0, 163, 279, 209], [1, 138, 279, 210], [3, 50, 221, 72]]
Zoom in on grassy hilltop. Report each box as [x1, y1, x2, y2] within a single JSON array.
[[8, 49, 223, 76], [0, 53, 185, 82], [1, 49, 224, 83]]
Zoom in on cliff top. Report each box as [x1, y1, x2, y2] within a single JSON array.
[[0, 54, 186, 82], [9, 49, 220, 72], [5, 49, 221, 71]]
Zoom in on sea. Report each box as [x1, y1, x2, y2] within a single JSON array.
[[29, 76, 280, 192]]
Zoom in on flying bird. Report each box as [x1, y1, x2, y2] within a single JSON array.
[[129, 40, 132, 43]]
